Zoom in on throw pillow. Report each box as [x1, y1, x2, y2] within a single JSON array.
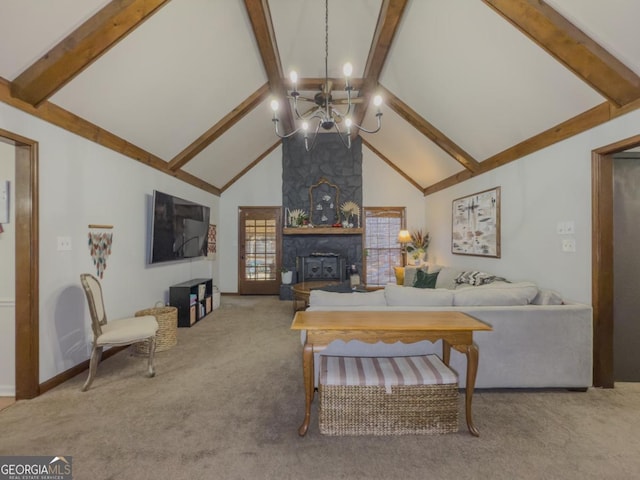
[[455, 271, 504, 286], [413, 270, 439, 289], [393, 266, 405, 285]]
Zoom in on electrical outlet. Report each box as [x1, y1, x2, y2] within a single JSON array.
[[565, 221, 575, 234], [561, 238, 576, 252], [57, 236, 72, 251]]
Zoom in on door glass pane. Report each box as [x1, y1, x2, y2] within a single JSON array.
[[244, 219, 276, 281]]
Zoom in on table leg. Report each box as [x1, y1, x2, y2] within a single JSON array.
[[442, 340, 451, 366], [463, 343, 480, 437], [298, 342, 314, 436]]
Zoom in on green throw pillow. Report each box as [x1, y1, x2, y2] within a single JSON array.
[[413, 270, 439, 289]]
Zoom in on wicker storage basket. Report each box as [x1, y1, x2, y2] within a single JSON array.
[[319, 355, 458, 436], [134, 306, 177, 354]]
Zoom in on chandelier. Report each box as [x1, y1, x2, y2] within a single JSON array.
[[270, 0, 383, 151]]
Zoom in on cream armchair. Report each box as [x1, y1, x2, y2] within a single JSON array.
[[80, 274, 158, 391]]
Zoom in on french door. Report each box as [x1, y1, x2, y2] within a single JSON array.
[[238, 207, 282, 295]]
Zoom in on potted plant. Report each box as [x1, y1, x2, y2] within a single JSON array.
[[280, 267, 293, 285]]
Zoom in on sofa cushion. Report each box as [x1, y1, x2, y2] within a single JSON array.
[[309, 289, 387, 307], [403, 266, 424, 287], [434, 267, 464, 290], [455, 270, 502, 286], [385, 284, 454, 306], [393, 266, 405, 285], [413, 270, 439, 289], [453, 281, 539, 306], [532, 288, 564, 305]]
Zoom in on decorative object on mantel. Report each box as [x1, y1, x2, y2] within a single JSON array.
[[406, 228, 430, 265], [452, 186, 501, 258], [87, 224, 113, 279], [268, 0, 383, 151], [340, 201, 360, 228], [309, 178, 339, 226], [286, 208, 309, 227]]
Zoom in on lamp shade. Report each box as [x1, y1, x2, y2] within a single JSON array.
[[397, 230, 411, 243]]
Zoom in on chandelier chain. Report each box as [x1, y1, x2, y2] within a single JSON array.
[[325, 0, 329, 84]]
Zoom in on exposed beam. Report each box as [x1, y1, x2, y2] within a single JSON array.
[[351, 0, 409, 134], [296, 78, 364, 92], [360, 138, 422, 192], [423, 101, 626, 196], [483, 0, 640, 107], [380, 86, 480, 173], [244, 0, 294, 133], [11, 0, 171, 107], [168, 83, 271, 171], [0, 77, 220, 196], [220, 140, 281, 193]]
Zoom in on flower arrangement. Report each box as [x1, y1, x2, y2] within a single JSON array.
[[406, 228, 430, 260], [287, 208, 309, 227]]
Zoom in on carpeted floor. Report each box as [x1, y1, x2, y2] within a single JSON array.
[[1, 296, 639, 480]]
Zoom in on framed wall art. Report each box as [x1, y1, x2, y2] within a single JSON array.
[[452, 187, 500, 258]]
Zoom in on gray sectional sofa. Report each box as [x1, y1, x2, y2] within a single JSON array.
[[303, 267, 593, 389]]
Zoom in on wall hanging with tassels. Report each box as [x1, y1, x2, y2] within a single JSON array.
[[88, 224, 113, 278]]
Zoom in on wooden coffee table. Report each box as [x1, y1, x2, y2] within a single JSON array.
[[290, 310, 492, 436], [290, 280, 343, 313]]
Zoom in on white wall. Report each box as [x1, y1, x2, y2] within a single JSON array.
[[0, 102, 219, 383], [218, 147, 283, 292], [0, 141, 15, 395], [362, 146, 427, 230], [426, 108, 640, 305]]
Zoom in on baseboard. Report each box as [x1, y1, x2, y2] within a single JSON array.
[[39, 346, 128, 395], [0, 385, 16, 396]]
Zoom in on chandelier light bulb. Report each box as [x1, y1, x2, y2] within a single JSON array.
[[343, 62, 353, 77], [290, 70, 298, 84], [345, 118, 353, 128], [302, 121, 309, 131], [373, 95, 383, 107], [270, 99, 279, 112]]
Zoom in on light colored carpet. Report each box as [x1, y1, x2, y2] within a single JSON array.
[[1, 296, 639, 480]]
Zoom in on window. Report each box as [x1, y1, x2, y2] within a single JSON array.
[[364, 207, 406, 286]]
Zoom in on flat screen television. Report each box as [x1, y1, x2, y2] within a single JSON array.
[[149, 190, 211, 264]]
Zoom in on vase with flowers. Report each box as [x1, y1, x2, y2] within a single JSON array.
[[406, 228, 430, 265]]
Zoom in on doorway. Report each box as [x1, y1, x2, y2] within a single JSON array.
[[612, 151, 640, 381], [592, 133, 640, 387], [237, 207, 282, 295], [0, 129, 39, 399]]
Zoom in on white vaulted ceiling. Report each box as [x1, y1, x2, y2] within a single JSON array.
[[1, 0, 639, 196]]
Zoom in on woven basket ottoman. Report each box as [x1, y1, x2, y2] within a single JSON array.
[[319, 354, 459, 436]]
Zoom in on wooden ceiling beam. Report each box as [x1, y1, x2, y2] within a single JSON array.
[[11, 0, 171, 107], [351, 0, 409, 135], [422, 100, 638, 196], [380, 86, 480, 173], [244, 0, 294, 133], [483, 0, 640, 107], [168, 83, 271, 171], [0, 77, 220, 196]]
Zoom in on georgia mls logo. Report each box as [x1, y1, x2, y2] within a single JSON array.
[[0, 455, 72, 479]]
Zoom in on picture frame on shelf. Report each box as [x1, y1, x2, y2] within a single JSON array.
[[452, 186, 500, 258]]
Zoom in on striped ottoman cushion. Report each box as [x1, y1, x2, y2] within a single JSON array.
[[319, 355, 459, 435], [320, 355, 457, 390]]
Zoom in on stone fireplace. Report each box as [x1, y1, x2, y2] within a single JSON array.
[[280, 134, 363, 299]]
